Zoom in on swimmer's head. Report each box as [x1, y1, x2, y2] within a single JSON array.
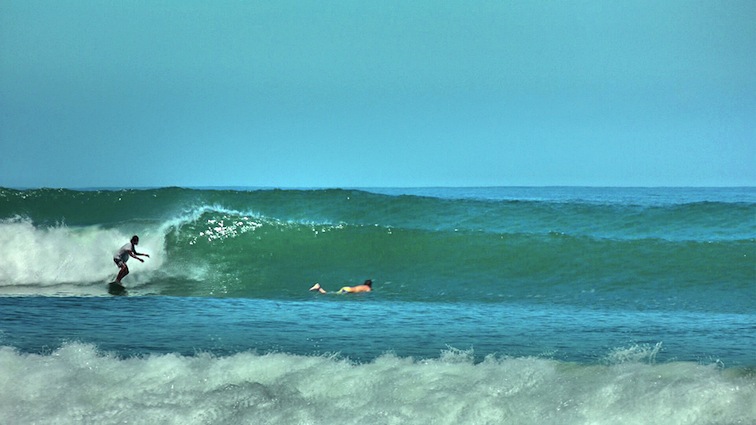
[[364, 279, 372, 287]]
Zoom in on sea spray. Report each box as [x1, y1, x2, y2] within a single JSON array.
[[0, 216, 166, 287]]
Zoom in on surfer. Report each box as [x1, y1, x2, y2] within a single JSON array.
[[309, 279, 373, 294], [113, 235, 149, 284]]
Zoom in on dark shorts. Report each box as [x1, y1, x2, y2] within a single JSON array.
[[114, 258, 127, 268]]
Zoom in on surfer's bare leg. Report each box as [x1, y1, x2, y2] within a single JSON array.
[[309, 283, 326, 294], [116, 264, 129, 283]]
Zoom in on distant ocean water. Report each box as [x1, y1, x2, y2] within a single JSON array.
[[1, 186, 754, 424]]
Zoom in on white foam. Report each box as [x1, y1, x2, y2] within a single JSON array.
[[0, 343, 753, 425], [603, 342, 663, 364], [0, 206, 272, 295], [0, 218, 165, 293]]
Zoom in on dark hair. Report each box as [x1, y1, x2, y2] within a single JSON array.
[[364, 279, 372, 287], [131, 235, 139, 242]]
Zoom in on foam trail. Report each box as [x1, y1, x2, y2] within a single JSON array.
[[0, 343, 753, 425]]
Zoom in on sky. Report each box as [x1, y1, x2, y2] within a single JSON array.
[[1, 1, 754, 188]]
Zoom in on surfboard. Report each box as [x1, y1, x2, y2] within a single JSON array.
[[108, 282, 127, 296]]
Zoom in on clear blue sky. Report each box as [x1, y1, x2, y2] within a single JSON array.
[[1, 1, 754, 188]]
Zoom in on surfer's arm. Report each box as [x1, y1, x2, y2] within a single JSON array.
[[129, 250, 147, 261], [130, 243, 149, 258]]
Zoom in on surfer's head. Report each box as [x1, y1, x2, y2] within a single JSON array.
[[131, 235, 139, 245], [364, 279, 372, 287]]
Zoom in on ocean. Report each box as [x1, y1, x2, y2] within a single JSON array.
[[0, 186, 754, 424]]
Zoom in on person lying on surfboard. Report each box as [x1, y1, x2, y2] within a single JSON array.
[[309, 279, 372, 294], [113, 235, 149, 284]]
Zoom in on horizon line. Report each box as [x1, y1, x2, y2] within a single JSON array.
[[3, 185, 755, 191]]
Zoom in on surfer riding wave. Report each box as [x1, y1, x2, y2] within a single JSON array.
[[113, 235, 149, 284]]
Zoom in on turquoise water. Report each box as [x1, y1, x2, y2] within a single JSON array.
[[1, 187, 754, 424]]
